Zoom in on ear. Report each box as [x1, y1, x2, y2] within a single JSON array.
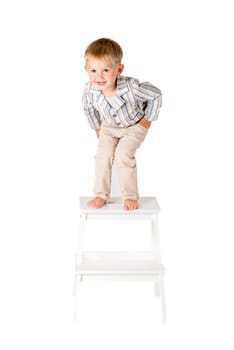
[[118, 64, 124, 75]]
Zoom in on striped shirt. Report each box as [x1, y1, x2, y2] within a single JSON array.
[[82, 75, 162, 130]]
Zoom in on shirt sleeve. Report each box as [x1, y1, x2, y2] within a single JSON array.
[[82, 85, 102, 130], [130, 79, 162, 121]]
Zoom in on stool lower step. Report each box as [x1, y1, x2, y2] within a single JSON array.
[[76, 251, 165, 275]]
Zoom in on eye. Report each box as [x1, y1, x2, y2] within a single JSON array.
[[103, 69, 110, 73], [90, 69, 96, 73]]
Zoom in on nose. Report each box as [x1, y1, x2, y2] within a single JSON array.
[[96, 71, 104, 79]]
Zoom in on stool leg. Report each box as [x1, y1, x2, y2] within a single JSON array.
[[151, 214, 166, 322], [159, 275, 166, 323], [73, 273, 82, 326], [151, 214, 161, 262], [73, 273, 81, 297], [75, 213, 86, 266], [151, 214, 162, 297], [73, 213, 86, 325], [154, 277, 160, 297]]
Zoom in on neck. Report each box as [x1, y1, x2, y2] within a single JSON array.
[[102, 89, 116, 97]]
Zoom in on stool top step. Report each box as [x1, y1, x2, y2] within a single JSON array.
[[79, 196, 160, 214]]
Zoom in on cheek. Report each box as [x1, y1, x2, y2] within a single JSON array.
[[88, 74, 95, 82], [109, 72, 118, 81]]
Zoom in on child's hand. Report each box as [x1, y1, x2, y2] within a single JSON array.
[[95, 129, 100, 138], [138, 118, 151, 129]]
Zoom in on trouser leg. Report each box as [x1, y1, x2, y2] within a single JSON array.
[[93, 124, 119, 201], [114, 124, 148, 200]]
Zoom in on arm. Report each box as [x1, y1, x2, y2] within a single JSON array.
[[131, 79, 162, 122], [82, 85, 102, 130]]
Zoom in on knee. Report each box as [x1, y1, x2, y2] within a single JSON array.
[[114, 150, 136, 168], [95, 136, 116, 161], [95, 151, 115, 171]]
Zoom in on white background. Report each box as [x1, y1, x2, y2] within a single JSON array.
[[1, 0, 234, 349]]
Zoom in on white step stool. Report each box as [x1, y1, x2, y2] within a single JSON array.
[[73, 168, 166, 323]]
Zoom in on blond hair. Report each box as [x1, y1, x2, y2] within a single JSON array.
[[84, 38, 123, 65]]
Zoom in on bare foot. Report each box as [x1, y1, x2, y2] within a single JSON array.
[[87, 197, 106, 209], [123, 199, 139, 211]]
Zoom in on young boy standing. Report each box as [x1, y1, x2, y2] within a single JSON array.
[[82, 38, 162, 210]]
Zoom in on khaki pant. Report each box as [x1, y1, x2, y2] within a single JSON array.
[[93, 122, 148, 201]]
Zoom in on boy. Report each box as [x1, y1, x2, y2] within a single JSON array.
[[82, 38, 162, 210]]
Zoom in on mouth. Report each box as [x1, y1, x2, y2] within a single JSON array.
[[97, 81, 106, 86]]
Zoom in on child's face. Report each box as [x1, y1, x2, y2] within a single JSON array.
[[85, 56, 124, 96]]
